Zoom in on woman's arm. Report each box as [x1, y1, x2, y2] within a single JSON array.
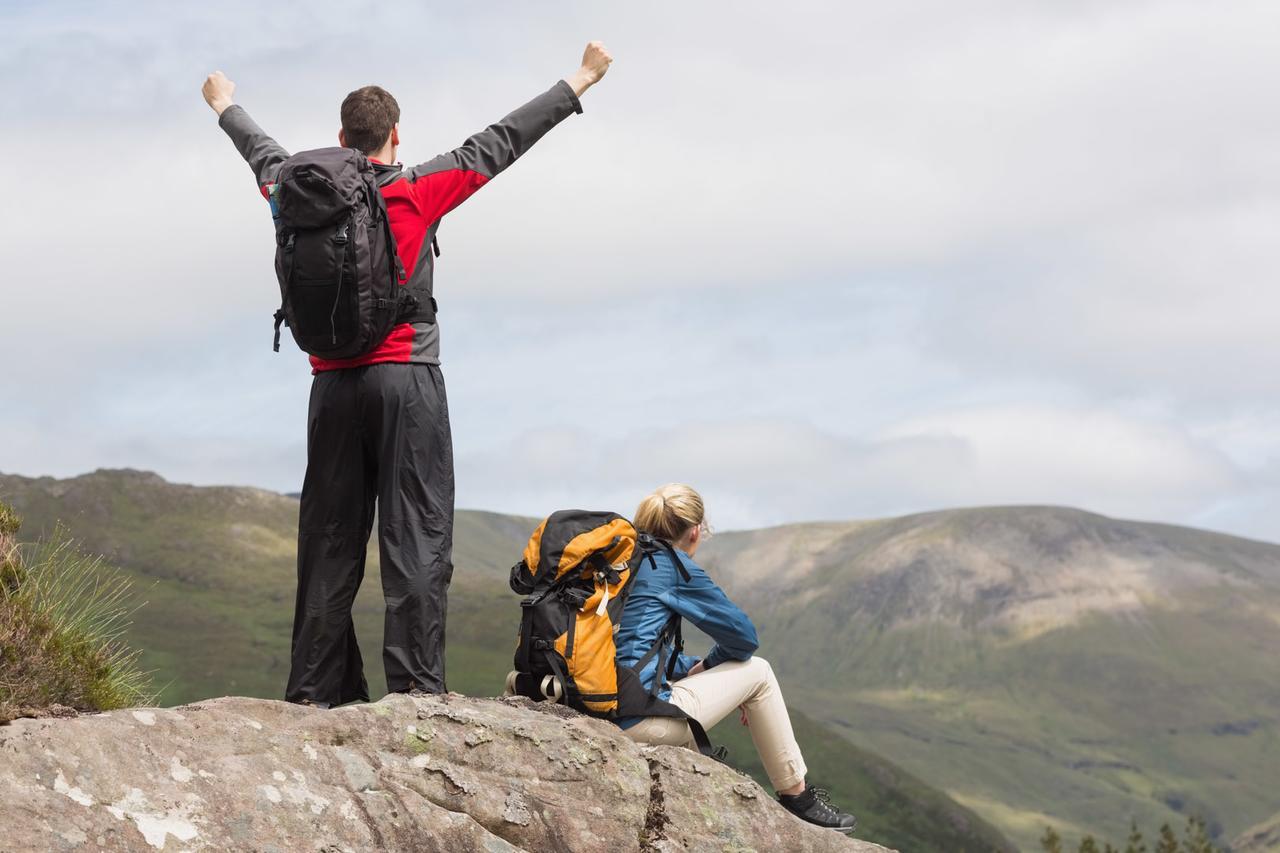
[[659, 555, 759, 671]]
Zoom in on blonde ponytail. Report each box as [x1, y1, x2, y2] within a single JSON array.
[[634, 483, 706, 543]]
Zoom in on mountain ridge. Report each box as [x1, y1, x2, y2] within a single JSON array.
[[3, 468, 1277, 850], [0, 468, 1014, 853]]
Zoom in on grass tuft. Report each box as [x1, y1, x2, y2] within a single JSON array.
[[0, 502, 21, 592], [0, 509, 153, 723]]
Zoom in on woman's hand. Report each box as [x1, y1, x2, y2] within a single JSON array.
[[685, 660, 706, 677], [739, 706, 749, 727]]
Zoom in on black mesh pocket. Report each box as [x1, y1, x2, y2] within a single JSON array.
[[290, 276, 358, 352]]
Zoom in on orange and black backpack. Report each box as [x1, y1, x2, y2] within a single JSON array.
[[506, 510, 718, 756]]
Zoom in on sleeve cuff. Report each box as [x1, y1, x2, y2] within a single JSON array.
[[556, 79, 584, 114], [217, 103, 245, 130]]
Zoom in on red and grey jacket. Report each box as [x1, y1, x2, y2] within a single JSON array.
[[219, 80, 583, 372]]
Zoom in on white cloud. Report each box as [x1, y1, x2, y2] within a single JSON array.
[[880, 405, 1242, 520], [2, 0, 1280, 542], [456, 404, 1244, 532]]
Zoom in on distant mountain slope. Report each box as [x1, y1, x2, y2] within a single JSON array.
[[0, 469, 1013, 853], [696, 507, 1280, 850], [713, 706, 1016, 853], [5, 471, 1277, 849], [0, 469, 536, 701]]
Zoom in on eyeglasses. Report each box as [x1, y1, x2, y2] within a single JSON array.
[[698, 519, 714, 540]]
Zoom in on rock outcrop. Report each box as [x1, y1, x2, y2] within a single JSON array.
[[1234, 812, 1280, 853], [0, 692, 890, 852]]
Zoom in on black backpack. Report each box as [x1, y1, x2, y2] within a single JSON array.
[[269, 147, 409, 358]]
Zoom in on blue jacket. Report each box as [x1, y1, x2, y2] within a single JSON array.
[[614, 545, 759, 728]]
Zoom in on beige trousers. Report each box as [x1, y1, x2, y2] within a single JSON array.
[[621, 656, 807, 791]]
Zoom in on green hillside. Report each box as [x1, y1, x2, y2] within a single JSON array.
[[0, 469, 534, 703], [713, 706, 1016, 852], [0, 469, 1014, 853], [6, 471, 1278, 850], [697, 509, 1280, 851]]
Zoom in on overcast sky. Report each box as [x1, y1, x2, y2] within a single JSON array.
[[2, 1, 1278, 539]]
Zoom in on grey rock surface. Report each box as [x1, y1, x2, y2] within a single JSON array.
[[0, 693, 892, 852]]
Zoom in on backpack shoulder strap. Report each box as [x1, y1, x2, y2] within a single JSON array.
[[639, 534, 692, 583], [662, 540, 692, 583], [631, 535, 693, 691]]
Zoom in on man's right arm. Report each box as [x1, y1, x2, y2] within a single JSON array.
[[203, 71, 290, 192], [405, 41, 613, 222]]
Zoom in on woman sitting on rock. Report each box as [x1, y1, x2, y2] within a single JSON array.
[[614, 483, 858, 833]]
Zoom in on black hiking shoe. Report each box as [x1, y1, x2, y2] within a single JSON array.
[[778, 787, 857, 833]]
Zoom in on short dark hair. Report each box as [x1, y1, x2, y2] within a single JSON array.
[[340, 85, 400, 155]]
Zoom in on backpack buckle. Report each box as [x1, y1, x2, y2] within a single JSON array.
[[333, 225, 349, 244]]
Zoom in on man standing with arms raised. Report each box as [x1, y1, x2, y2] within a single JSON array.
[[202, 42, 613, 707]]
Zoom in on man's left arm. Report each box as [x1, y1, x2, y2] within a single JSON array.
[[408, 41, 613, 221], [203, 71, 290, 194]]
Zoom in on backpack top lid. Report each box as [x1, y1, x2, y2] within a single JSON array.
[[275, 147, 375, 230], [519, 510, 638, 589]]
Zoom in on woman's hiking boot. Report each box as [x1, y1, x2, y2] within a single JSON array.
[[778, 787, 857, 833]]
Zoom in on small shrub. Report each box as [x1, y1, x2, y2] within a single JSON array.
[[0, 509, 152, 723], [1041, 817, 1225, 853], [0, 502, 21, 591]]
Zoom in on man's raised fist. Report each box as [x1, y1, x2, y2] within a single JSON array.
[[202, 71, 236, 116], [566, 41, 613, 98], [579, 41, 613, 85]]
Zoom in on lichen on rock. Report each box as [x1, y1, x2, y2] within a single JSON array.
[[0, 692, 891, 852]]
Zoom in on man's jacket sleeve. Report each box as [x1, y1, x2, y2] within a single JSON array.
[[659, 557, 760, 671], [407, 79, 583, 222], [218, 104, 290, 193]]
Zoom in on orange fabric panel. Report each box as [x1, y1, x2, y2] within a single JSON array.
[[555, 518, 636, 580], [522, 518, 548, 574], [563, 612, 619, 710]]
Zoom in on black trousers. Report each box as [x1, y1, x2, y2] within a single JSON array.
[[285, 362, 454, 705]]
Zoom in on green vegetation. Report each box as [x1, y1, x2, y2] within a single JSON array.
[[1041, 816, 1224, 853], [0, 470, 1016, 852], [1, 500, 22, 589], [697, 508, 1280, 850], [0, 471, 530, 704], [0, 502, 152, 722], [4, 471, 1279, 850], [713, 706, 1016, 852]]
